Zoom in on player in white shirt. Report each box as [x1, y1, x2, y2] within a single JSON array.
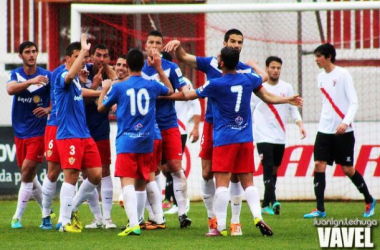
[[251, 56, 306, 216], [304, 43, 376, 219]]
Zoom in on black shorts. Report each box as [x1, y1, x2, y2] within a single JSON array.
[[256, 143, 285, 167], [314, 131, 355, 166]]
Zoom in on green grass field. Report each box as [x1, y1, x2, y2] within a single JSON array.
[[0, 201, 378, 250]]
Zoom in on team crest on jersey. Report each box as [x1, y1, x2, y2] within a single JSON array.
[[68, 157, 76, 165], [47, 150, 52, 157], [134, 123, 143, 131], [33, 95, 41, 103], [235, 116, 243, 125]]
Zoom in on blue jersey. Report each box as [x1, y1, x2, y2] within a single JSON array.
[[55, 69, 90, 139], [83, 64, 110, 141], [196, 73, 262, 147], [196, 56, 254, 123], [142, 58, 186, 130], [154, 122, 162, 140], [8, 67, 51, 138], [102, 76, 169, 154], [47, 64, 65, 126]]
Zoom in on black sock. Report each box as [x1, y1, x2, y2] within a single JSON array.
[[349, 170, 373, 204], [314, 172, 326, 212], [272, 174, 278, 186], [165, 174, 174, 202]]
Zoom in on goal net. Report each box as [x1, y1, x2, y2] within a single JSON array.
[[69, 0, 380, 201]]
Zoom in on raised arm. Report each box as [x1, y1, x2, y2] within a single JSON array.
[[97, 79, 112, 113], [164, 40, 197, 69], [65, 34, 91, 85], [245, 59, 268, 83], [148, 48, 173, 95]]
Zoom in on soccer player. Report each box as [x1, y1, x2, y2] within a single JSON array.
[[7, 41, 51, 229], [142, 30, 191, 228], [184, 47, 302, 236], [164, 29, 258, 235], [83, 44, 117, 229], [304, 43, 376, 218], [97, 48, 173, 236], [251, 56, 306, 216], [55, 34, 102, 233]]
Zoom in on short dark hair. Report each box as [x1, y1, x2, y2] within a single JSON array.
[[224, 29, 243, 42], [19, 41, 38, 54], [266, 56, 283, 67], [117, 54, 128, 61], [91, 44, 108, 55], [314, 43, 336, 63], [220, 47, 240, 70], [147, 30, 163, 40], [161, 51, 172, 62], [65, 42, 81, 56], [127, 49, 144, 72]]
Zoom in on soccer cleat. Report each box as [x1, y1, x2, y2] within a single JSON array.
[[164, 205, 179, 215], [363, 199, 376, 218], [208, 217, 217, 232], [59, 222, 82, 233], [162, 199, 172, 209], [303, 209, 326, 218], [179, 214, 192, 228], [262, 206, 275, 215], [55, 222, 62, 230], [71, 211, 83, 230], [118, 225, 141, 236], [254, 218, 273, 236], [104, 219, 117, 229], [50, 210, 57, 220], [11, 218, 22, 229], [145, 222, 166, 230], [272, 201, 281, 215], [205, 228, 227, 237], [85, 219, 104, 229], [230, 223, 243, 236], [40, 216, 53, 230]]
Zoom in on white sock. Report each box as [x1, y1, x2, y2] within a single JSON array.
[[123, 185, 138, 228], [230, 181, 243, 224], [32, 177, 43, 209], [136, 191, 147, 221], [155, 175, 162, 199], [14, 182, 33, 220], [87, 189, 103, 221], [146, 181, 164, 224], [201, 178, 215, 218], [42, 177, 57, 217], [72, 178, 97, 212], [101, 176, 113, 220], [245, 186, 262, 220], [60, 182, 75, 226], [214, 187, 229, 232], [172, 170, 187, 215]]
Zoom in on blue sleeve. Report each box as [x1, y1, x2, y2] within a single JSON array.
[[57, 71, 67, 89], [154, 81, 169, 96], [196, 56, 212, 73], [103, 85, 118, 107], [170, 63, 186, 91], [7, 70, 17, 83], [248, 73, 263, 91], [195, 80, 214, 99]]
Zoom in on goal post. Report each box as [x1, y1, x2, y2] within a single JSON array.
[[70, 1, 380, 201]]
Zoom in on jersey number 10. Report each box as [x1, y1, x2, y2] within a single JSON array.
[[126, 88, 150, 116]]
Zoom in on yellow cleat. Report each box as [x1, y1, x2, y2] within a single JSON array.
[[71, 211, 83, 230], [59, 222, 82, 233], [118, 225, 141, 236]]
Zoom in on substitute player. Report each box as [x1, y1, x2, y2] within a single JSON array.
[[252, 56, 306, 215], [7, 41, 51, 229], [304, 43, 376, 218], [184, 47, 302, 236], [55, 35, 102, 233], [98, 48, 173, 236]]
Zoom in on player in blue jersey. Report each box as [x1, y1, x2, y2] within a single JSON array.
[[164, 29, 264, 235], [7, 41, 51, 229], [55, 34, 102, 233], [98, 48, 173, 236], [184, 47, 302, 236], [142, 30, 191, 228], [83, 44, 117, 230]]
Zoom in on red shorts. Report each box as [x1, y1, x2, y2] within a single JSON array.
[[95, 139, 111, 165], [44, 125, 60, 164], [212, 142, 255, 174], [151, 139, 162, 172], [115, 153, 153, 181], [199, 121, 213, 160], [161, 127, 182, 161], [56, 138, 101, 170], [14, 136, 45, 167]]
